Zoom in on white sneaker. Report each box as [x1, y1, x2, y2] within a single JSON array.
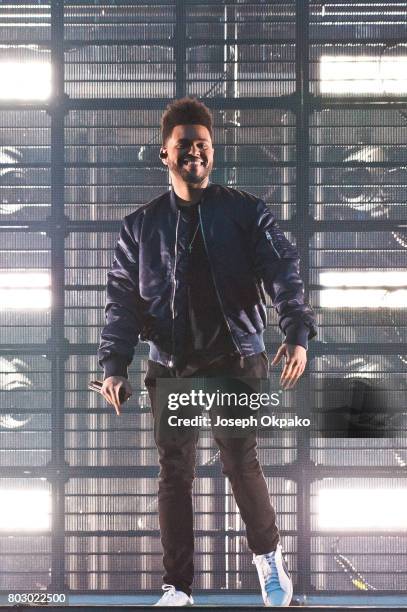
[[154, 583, 194, 606], [253, 543, 293, 607]]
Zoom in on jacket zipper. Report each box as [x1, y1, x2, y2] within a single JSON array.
[[169, 209, 181, 368], [265, 230, 281, 259], [198, 204, 241, 355]]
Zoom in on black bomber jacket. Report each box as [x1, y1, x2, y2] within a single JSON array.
[[98, 183, 317, 378]]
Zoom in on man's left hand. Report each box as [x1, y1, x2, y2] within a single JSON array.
[[270, 343, 307, 390]]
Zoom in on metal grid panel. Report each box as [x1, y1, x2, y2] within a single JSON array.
[[310, 43, 407, 97], [0, 232, 51, 344], [311, 436, 407, 467], [311, 535, 407, 592], [185, 2, 296, 98], [309, 2, 407, 96], [310, 109, 407, 220], [310, 232, 407, 344], [65, 109, 170, 220], [0, 478, 52, 590], [310, 351, 407, 469], [64, 3, 176, 98], [0, 112, 51, 220], [0, 1, 50, 43], [310, 1, 407, 42], [210, 110, 296, 219], [64, 231, 116, 342], [65, 353, 156, 467], [63, 2, 297, 99], [0, 356, 52, 467], [311, 478, 407, 591], [0, 535, 52, 590]]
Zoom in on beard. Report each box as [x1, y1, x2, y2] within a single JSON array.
[[167, 157, 212, 185]]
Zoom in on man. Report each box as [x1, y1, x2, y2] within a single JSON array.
[[98, 97, 316, 607]]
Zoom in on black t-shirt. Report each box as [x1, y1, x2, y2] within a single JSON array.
[[176, 199, 236, 367]]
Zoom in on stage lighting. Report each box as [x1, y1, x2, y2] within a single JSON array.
[[0, 489, 51, 531], [320, 56, 407, 95], [321, 271, 407, 287], [0, 62, 51, 100], [0, 272, 51, 310], [317, 488, 407, 530], [319, 271, 407, 308]]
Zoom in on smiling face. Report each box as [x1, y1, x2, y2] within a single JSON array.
[[160, 124, 214, 188]]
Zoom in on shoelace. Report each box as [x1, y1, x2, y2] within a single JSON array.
[[161, 584, 177, 599], [263, 552, 281, 592]]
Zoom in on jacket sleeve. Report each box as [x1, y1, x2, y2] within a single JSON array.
[[251, 199, 317, 349], [97, 215, 144, 379]]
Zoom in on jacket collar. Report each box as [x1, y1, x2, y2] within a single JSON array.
[[169, 180, 214, 214]]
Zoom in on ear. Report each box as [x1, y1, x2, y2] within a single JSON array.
[[159, 148, 168, 165]]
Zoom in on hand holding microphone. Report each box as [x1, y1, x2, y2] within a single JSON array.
[[89, 376, 133, 416]]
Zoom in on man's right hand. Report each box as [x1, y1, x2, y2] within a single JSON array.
[[101, 376, 133, 416]]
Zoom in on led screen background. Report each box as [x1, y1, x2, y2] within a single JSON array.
[[0, 0, 406, 596]]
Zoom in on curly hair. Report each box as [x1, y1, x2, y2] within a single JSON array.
[[160, 96, 213, 145]]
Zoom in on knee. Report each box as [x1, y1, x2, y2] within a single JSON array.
[[220, 449, 261, 479], [159, 464, 195, 486]]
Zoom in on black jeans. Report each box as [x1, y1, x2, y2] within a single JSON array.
[[144, 352, 280, 596]]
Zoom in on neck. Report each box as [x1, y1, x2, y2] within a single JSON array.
[[171, 177, 209, 205]]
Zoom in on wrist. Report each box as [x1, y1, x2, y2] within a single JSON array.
[[102, 355, 129, 380], [284, 323, 309, 350]]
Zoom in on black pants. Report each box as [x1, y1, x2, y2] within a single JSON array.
[[144, 352, 280, 596]]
